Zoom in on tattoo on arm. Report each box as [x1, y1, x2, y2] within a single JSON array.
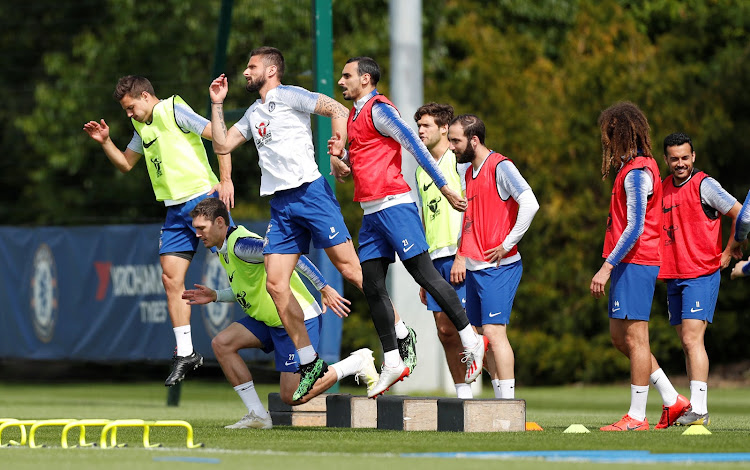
[[315, 95, 348, 119]]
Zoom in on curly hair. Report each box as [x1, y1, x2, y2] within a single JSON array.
[[598, 101, 652, 179]]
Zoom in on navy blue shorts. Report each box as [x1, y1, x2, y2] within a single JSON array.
[[160, 192, 233, 254], [237, 315, 322, 372], [426, 256, 467, 312], [665, 270, 720, 325], [608, 262, 659, 321], [465, 260, 522, 326], [358, 203, 430, 263], [264, 177, 351, 255]]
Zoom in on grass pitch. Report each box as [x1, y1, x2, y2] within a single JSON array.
[[2, 380, 750, 469]]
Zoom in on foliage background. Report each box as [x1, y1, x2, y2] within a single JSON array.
[[2, 0, 748, 384]]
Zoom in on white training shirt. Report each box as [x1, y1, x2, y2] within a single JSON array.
[[234, 85, 322, 196]]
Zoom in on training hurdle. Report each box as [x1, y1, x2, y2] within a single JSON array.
[[61, 419, 112, 448], [28, 419, 78, 448], [326, 394, 377, 428], [268, 393, 328, 427], [99, 419, 203, 449], [437, 398, 526, 432], [0, 419, 35, 446], [0, 418, 203, 448]]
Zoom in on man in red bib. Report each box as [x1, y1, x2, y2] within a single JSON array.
[[448, 114, 539, 399], [658, 132, 743, 427], [329, 57, 488, 398], [591, 102, 686, 431]]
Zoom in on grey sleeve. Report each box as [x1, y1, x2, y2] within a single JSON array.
[[233, 110, 253, 141], [277, 85, 319, 114], [700, 177, 737, 215], [126, 131, 143, 153], [174, 103, 210, 135]]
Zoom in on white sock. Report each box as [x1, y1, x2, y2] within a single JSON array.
[[498, 379, 515, 399], [173, 325, 193, 357], [458, 326, 479, 348], [689, 380, 708, 415], [455, 383, 473, 399], [297, 345, 317, 365], [383, 349, 402, 368], [233, 381, 269, 418], [650, 368, 678, 406], [394, 320, 409, 340], [491, 379, 502, 398], [332, 353, 363, 381], [627, 384, 649, 421]]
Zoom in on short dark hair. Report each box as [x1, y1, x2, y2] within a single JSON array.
[[449, 114, 486, 145], [250, 46, 285, 80], [663, 132, 693, 155], [414, 103, 454, 127], [190, 197, 230, 225], [113, 75, 155, 101], [346, 57, 380, 85]]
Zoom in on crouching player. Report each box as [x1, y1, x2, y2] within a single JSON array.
[[183, 198, 378, 429]]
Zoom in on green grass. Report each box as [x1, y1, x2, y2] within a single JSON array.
[[2, 381, 750, 469]]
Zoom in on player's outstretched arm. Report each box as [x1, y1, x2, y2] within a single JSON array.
[[182, 284, 218, 305], [440, 185, 467, 212], [208, 74, 247, 154], [319, 285, 351, 318], [327, 130, 351, 183], [207, 153, 235, 209], [83, 119, 141, 172], [314, 93, 349, 143]]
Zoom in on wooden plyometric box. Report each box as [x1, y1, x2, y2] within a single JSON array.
[[326, 394, 377, 429], [437, 398, 526, 432], [376, 395, 439, 431]]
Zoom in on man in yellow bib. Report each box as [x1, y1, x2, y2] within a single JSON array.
[[83, 76, 234, 387], [183, 198, 379, 428], [414, 103, 473, 398]]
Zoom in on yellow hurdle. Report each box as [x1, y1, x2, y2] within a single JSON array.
[[99, 419, 203, 449], [28, 419, 77, 448], [61, 419, 112, 448], [0, 419, 35, 446], [151, 420, 204, 449], [99, 419, 144, 448]]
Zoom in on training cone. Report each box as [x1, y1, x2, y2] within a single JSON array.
[[682, 425, 712, 435], [563, 424, 590, 433], [525, 422, 543, 431]]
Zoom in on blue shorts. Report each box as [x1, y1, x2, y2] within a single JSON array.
[[465, 260, 522, 326], [358, 203, 430, 263], [237, 315, 322, 373], [426, 256, 466, 312], [160, 192, 233, 254], [608, 262, 660, 321], [264, 177, 351, 255], [666, 270, 720, 326]]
